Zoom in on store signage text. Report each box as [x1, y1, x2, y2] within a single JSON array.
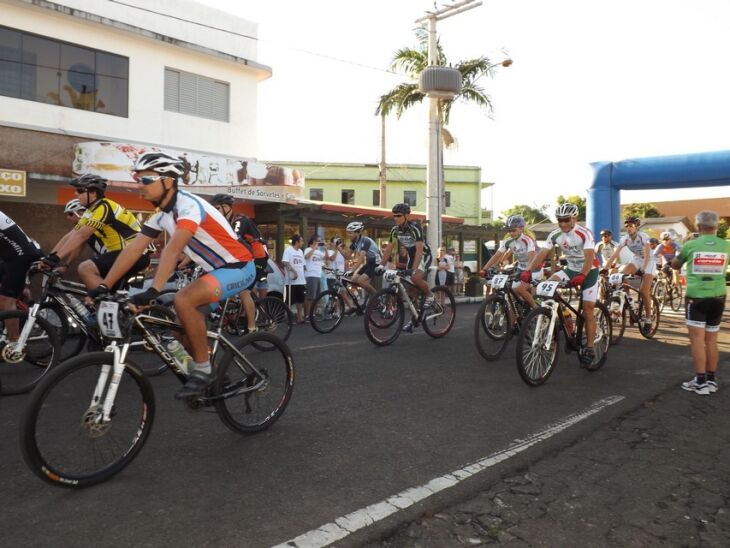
[[0, 169, 26, 197]]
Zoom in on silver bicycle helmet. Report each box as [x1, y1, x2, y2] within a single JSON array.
[[64, 198, 86, 216], [346, 221, 364, 233], [134, 152, 186, 177], [555, 203, 579, 218]]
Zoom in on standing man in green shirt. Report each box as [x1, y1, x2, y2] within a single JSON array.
[[672, 210, 729, 396]]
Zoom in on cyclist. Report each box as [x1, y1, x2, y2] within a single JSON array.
[[672, 210, 729, 395], [605, 216, 654, 327], [324, 236, 357, 312], [656, 231, 681, 285], [0, 211, 42, 341], [520, 203, 600, 366], [649, 238, 663, 271], [341, 221, 382, 312], [42, 174, 150, 291], [89, 152, 256, 399], [209, 193, 268, 333], [480, 215, 538, 308], [595, 229, 619, 271], [379, 203, 433, 332]]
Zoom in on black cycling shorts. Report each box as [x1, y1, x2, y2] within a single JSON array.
[[685, 296, 726, 332], [359, 258, 378, 280], [91, 251, 150, 290], [0, 254, 38, 298]]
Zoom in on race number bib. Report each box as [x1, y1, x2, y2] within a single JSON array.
[[383, 269, 400, 283], [490, 274, 509, 289], [609, 273, 624, 286], [97, 301, 122, 339], [535, 281, 559, 297], [692, 252, 727, 275]]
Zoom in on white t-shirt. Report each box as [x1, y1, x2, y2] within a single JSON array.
[[327, 250, 346, 278], [305, 248, 325, 278], [282, 246, 305, 286]]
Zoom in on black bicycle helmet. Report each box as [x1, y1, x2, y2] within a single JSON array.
[[392, 203, 411, 215], [210, 193, 235, 207], [70, 173, 107, 194]]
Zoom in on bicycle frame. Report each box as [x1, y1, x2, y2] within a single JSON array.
[[531, 282, 584, 352]]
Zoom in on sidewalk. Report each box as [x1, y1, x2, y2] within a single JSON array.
[[374, 373, 730, 547]]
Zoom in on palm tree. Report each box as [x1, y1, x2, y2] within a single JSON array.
[[376, 28, 509, 208]]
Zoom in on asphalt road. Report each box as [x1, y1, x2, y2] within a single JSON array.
[[0, 302, 707, 547]]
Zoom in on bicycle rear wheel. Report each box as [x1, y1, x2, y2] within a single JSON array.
[[474, 295, 512, 361], [309, 290, 344, 334], [214, 332, 294, 434], [20, 353, 155, 488], [252, 296, 293, 351], [516, 307, 560, 386], [638, 295, 660, 339], [421, 286, 455, 338], [364, 288, 404, 346], [607, 297, 627, 345], [0, 311, 61, 395], [653, 280, 666, 313]]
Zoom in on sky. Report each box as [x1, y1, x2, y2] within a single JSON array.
[[197, 0, 729, 219]]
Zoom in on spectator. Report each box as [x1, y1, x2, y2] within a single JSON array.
[[672, 210, 730, 396], [282, 234, 306, 323], [303, 235, 325, 319]]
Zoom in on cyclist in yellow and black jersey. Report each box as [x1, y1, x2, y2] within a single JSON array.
[[41, 174, 150, 290]]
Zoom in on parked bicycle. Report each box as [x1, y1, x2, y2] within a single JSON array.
[[364, 269, 455, 346], [309, 267, 369, 334], [605, 273, 660, 344], [20, 291, 294, 488], [515, 279, 611, 386], [474, 270, 532, 361]]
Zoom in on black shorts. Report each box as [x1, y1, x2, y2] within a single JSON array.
[[254, 257, 269, 282], [359, 258, 378, 280], [92, 251, 150, 290], [407, 250, 432, 273], [287, 284, 306, 304], [0, 254, 38, 298], [685, 296, 725, 332]]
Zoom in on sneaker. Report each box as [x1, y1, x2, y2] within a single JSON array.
[[579, 347, 595, 367], [423, 296, 435, 309], [345, 307, 357, 316], [681, 378, 710, 396], [402, 321, 414, 333], [707, 380, 718, 394], [174, 370, 212, 400]]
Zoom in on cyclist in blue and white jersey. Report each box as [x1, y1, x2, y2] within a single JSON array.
[[520, 203, 600, 366], [605, 216, 654, 327], [342, 221, 381, 301], [595, 229, 619, 270]]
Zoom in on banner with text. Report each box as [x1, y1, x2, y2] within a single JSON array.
[[72, 142, 304, 203], [0, 169, 26, 197]]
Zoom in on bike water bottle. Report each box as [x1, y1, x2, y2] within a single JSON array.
[[167, 340, 193, 374], [562, 309, 574, 335]]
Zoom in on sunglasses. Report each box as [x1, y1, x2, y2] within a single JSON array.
[[138, 175, 165, 185], [557, 217, 572, 224], [393, 214, 404, 218]]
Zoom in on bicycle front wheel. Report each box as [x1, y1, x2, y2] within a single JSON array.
[[576, 301, 610, 371], [251, 296, 294, 351], [309, 290, 344, 334], [0, 310, 61, 395], [669, 283, 683, 312], [653, 281, 666, 314], [421, 286, 456, 338], [474, 295, 512, 361], [214, 332, 294, 434], [607, 297, 627, 345], [516, 307, 560, 386], [364, 288, 404, 346], [637, 295, 660, 339], [20, 353, 155, 488]]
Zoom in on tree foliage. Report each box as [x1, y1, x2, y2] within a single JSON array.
[[555, 195, 586, 221], [499, 204, 550, 225], [622, 203, 662, 218], [718, 218, 728, 239]]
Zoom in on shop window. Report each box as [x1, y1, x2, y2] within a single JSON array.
[[404, 190, 417, 207], [309, 188, 323, 201], [0, 25, 129, 116], [445, 191, 451, 207], [165, 67, 229, 122], [372, 189, 380, 206]]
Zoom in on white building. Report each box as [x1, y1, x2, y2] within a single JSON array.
[[0, 0, 270, 248]]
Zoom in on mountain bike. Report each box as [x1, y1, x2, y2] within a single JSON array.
[[215, 293, 293, 350], [651, 264, 682, 313], [474, 271, 532, 361], [20, 291, 294, 489], [606, 273, 660, 344], [515, 279, 611, 386], [364, 269, 455, 346], [309, 268, 369, 334]]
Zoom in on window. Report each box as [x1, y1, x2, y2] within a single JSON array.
[[309, 188, 323, 201], [165, 68, 229, 122], [341, 189, 355, 205], [404, 191, 417, 207], [445, 191, 451, 208], [0, 25, 128, 116], [372, 189, 380, 206]]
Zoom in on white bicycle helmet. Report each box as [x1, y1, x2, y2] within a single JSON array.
[[660, 231, 672, 240], [555, 203, 579, 218], [346, 221, 364, 233], [64, 198, 86, 216], [134, 152, 187, 177]]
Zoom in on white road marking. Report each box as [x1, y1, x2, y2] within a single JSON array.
[[273, 395, 625, 548]]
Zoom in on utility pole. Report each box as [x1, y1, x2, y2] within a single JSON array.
[[416, 0, 481, 251], [379, 113, 387, 208]]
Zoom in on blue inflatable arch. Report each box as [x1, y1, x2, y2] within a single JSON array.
[[588, 149, 730, 236]]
